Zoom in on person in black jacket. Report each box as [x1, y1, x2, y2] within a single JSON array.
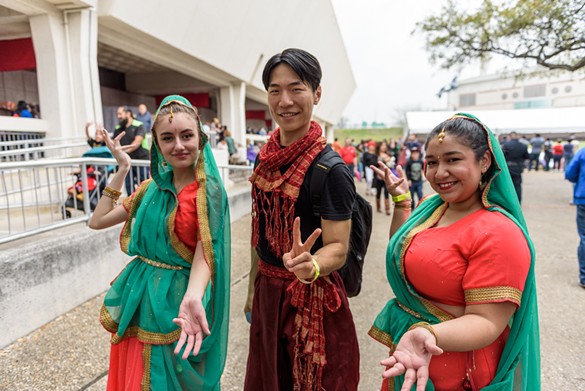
[[502, 132, 529, 204]]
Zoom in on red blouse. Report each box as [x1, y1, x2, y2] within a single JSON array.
[[123, 181, 200, 253], [405, 208, 530, 308]]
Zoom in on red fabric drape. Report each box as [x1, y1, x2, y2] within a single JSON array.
[[155, 93, 209, 108], [0, 38, 36, 71], [245, 110, 266, 120]]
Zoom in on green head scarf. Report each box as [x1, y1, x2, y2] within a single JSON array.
[[102, 95, 231, 390], [369, 113, 540, 390]]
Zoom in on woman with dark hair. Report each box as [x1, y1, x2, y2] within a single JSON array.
[[245, 48, 360, 390], [369, 113, 540, 390], [14, 100, 33, 118], [89, 95, 231, 390], [374, 141, 392, 214]]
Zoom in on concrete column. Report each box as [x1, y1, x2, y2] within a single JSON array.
[[66, 9, 103, 129], [219, 82, 246, 146], [29, 8, 102, 140], [29, 13, 75, 139]]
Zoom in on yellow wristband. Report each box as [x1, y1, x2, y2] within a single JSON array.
[[298, 258, 320, 284], [392, 192, 411, 203]]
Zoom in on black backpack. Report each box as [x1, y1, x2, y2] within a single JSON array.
[[310, 149, 373, 297]]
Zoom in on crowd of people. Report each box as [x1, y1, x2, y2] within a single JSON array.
[[0, 100, 39, 118], [86, 48, 541, 391]]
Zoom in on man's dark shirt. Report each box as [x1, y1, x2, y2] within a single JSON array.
[[255, 146, 356, 267], [114, 119, 149, 160], [502, 139, 529, 175]]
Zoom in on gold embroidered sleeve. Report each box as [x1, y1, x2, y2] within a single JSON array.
[[464, 286, 522, 306]]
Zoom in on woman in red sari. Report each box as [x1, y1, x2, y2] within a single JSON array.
[[369, 114, 539, 390]]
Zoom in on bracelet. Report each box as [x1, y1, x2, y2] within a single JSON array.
[[103, 186, 122, 202], [394, 200, 412, 210], [392, 192, 411, 203], [298, 258, 321, 284], [407, 322, 439, 345]]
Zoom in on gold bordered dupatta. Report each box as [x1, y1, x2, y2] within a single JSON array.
[[100, 95, 231, 390], [369, 113, 540, 390]]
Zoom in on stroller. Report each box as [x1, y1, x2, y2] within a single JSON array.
[[62, 146, 114, 219]]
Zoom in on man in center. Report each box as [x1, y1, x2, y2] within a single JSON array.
[[244, 48, 360, 390]]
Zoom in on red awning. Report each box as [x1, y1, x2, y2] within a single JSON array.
[[155, 93, 209, 108], [246, 110, 266, 120], [0, 38, 36, 72]]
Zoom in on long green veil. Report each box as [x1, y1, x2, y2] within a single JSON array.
[[369, 113, 540, 390]]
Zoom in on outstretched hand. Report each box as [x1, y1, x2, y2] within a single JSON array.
[[101, 128, 131, 169], [283, 217, 322, 281], [173, 296, 211, 360], [380, 328, 443, 391], [370, 162, 410, 197]]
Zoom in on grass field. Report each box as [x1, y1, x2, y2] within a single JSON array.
[[334, 127, 404, 142]]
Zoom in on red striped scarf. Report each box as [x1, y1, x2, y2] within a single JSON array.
[[250, 121, 326, 258]]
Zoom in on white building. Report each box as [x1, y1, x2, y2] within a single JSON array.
[[406, 68, 585, 139], [0, 0, 355, 145]]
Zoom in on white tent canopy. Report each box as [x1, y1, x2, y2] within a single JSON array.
[[406, 107, 585, 136]]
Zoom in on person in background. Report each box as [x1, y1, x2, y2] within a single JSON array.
[[114, 106, 150, 195], [84, 121, 106, 148], [244, 48, 359, 391], [564, 138, 576, 169], [374, 141, 393, 214], [339, 137, 358, 178], [543, 137, 553, 171], [564, 146, 585, 289], [370, 113, 539, 390], [135, 104, 153, 133], [552, 139, 564, 171], [14, 100, 33, 118], [528, 133, 545, 171], [405, 146, 424, 209], [332, 137, 342, 153], [223, 128, 237, 157], [246, 142, 259, 165], [89, 95, 231, 390], [502, 132, 529, 204], [363, 140, 378, 195]]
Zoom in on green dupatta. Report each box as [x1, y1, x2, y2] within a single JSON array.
[[100, 95, 231, 390], [369, 113, 540, 390]]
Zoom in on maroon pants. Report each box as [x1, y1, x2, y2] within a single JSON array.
[[244, 270, 360, 391]]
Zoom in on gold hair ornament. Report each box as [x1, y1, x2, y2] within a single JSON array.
[[169, 106, 174, 123], [438, 127, 446, 143]]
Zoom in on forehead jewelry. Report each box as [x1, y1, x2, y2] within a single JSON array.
[[438, 126, 446, 143], [169, 106, 174, 123]]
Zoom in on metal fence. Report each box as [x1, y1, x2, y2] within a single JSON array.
[[0, 137, 89, 162], [0, 157, 252, 244]]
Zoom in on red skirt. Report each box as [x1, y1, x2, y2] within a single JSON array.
[[107, 336, 145, 391]]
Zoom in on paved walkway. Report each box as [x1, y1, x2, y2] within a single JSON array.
[[1, 169, 584, 390]]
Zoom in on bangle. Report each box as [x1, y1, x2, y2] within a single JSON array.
[[392, 192, 411, 203], [298, 258, 320, 284], [394, 200, 412, 210], [407, 322, 439, 345], [103, 186, 122, 202]]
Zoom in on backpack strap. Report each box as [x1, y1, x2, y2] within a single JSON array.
[[310, 149, 345, 216]]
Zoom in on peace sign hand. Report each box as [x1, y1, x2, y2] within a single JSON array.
[[283, 217, 322, 281], [370, 162, 410, 197], [100, 128, 131, 170]]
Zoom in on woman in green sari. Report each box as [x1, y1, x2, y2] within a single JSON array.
[[369, 113, 539, 390], [89, 95, 230, 390]]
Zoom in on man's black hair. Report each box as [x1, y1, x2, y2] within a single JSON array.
[[262, 48, 322, 92]]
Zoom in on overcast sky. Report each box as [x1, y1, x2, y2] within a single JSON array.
[[331, 1, 463, 126]]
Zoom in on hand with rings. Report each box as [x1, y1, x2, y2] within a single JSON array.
[[370, 162, 410, 197], [380, 327, 443, 391]]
